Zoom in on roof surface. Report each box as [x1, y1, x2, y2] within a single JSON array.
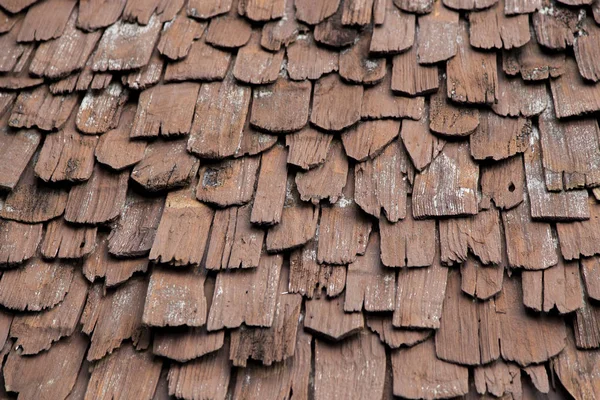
[[0, 0, 599, 399]]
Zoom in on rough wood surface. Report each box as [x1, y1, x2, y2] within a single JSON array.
[[186, 0, 232, 19], [460, 256, 504, 300], [429, 78, 480, 137], [131, 82, 199, 138], [554, 332, 600, 400], [85, 345, 162, 400], [251, 145, 288, 225], [164, 36, 231, 82], [77, 0, 127, 31], [371, 0, 414, 53], [532, 2, 577, 50], [0, 122, 39, 190], [4, 333, 87, 400], [503, 35, 565, 81], [400, 109, 445, 171], [121, 46, 164, 90], [493, 70, 547, 117], [556, 197, 600, 260], [354, 140, 411, 222], [296, 140, 348, 204], [392, 338, 469, 399], [580, 256, 600, 301], [10, 271, 87, 354], [314, 6, 359, 47], [188, 72, 251, 159], [35, 118, 97, 182], [473, 361, 521, 398], [83, 234, 149, 287], [380, 197, 436, 267], [366, 314, 432, 348], [76, 82, 128, 135], [416, 0, 459, 64], [0, 0, 39, 13], [550, 57, 600, 118], [393, 259, 448, 329], [153, 326, 225, 362], [443, 0, 497, 9], [574, 297, 600, 348], [9, 85, 78, 131], [391, 45, 438, 95], [339, 34, 386, 84], [92, 15, 161, 72], [196, 156, 260, 207], [261, 0, 305, 51], [470, 111, 529, 161], [412, 141, 479, 218], [0, 19, 33, 73], [342, 119, 400, 162], [362, 73, 424, 120], [0, 258, 73, 311], [17, 0, 76, 42], [305, 293, 364, 340], [502, 198, 558, 270], [235, 122, 278, 158], [207, 253, 282, 330], [286, 33, 338, 81], [150, 184, 214, 266], [95, 105, 146, 170], [469, 0, 530, 49], [250, 78, 311, 133], [233, 32, 284, 84], [504, 0, 541, 13], [80, 278, 148, 361], [285, 127, 333, 170], [310, 73, 363, 131], [345, 232, 395, 312], [314, 331, 386, 400], [142, 266, 207, 327], [108, 191, 165, 258], [480, 155, 524, 210], [0, 160, 68, 223], [64, 165, 128, 224], [295, 0, 340, 24], [574, 17, 600, 82], [205, 8, 252, 48], [40, 218, 97, 259], [122, 0, 183, 25], [0, 220, 42, 265]]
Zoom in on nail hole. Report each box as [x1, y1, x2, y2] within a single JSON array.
[[508, 183, 515, 192]]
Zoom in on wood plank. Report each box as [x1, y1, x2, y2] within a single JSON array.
[[0, 0, 39, 13], [131, 82, 199, 138], [469, 0, 530, 49], [17, 0, 76, 42], [524, 126, 589, 221], [310, 73, 363, 132], [261, 0, 305, 51], [83, 234, 149, 287], [339, 34, 386, 84], [80, 278, 148, 361], [121, 46, 164, 90], [503, 35, 565, 81], [235, 122, 278, 158], [131, 139, 199, 192], [0, 160, 68, 223], [29, 11, 101, 78], [314, 6, 359, 47], [9, 85, 78, 131], [393, 0, 433, 12], [416, 0, 459, 64], [474, 361, 521, 398], [207, 253, 282, 329], [439, 208, 502, 266], [142, 266, 207, 327], [362, 72, 424, 120], [76, 82, 128, 135], [0, 258, 73, 311], [250, 78, 311, 133], [0, 219, 42, 265], [188, 72, 251, 159], [92, 15, 161, 72], [64, 165, 128, 224], [412, 141, 479, 218], [480, 155, 524, 210], [233, 32, 284, 84], [251, 145, 288, 225], [285, 127, 333, 170], [550, 57, 600, 118], [580, 256, 600, 301], [295, 0, 340, 24], [296, 139, 348, 204], [314, 331, 386, 400], [95, 104, 146, 171], [370, 0, 414, 53], [150, 185, 214, 266], [205, 8, 252, 48], [345, 232, 395, 312], [538, 100, 600, 191], [393, 259, 448, 329], [164, 36, 231, 82], [10, 271, 87, 354], [4, 333, 87, 400], [366, 314, 432, 348], [196, 156, 260, 207], [167, 344, 231, 400], [400, 108, 445, 171], [305, 293, 364, 340], [460, 256, 504, 300], [341, 0, 374, 25], [379, 197, 436, 267], [354, 140, 411, 222], [574, 17, 600, 82], [205, 205, 264, 270], [493, 70, 547, 117], [391, 45, 438, 95], [504, 0, 541, 13], [554, 332, 600, 400], [502, 197, 558, 270], [0, 121, 40, 190], [342, 119, 400, 162], [429, 78, 480, 136], [187, 0, 232, 18], [0, 19, 33, 73], [40, 218, 97, 259], [35, 117, 97, 182], [108, 191, 165, 258], [470, 111, 529, 161], [85, 345, 162, 400], [556, 197, 600, 260], [122, 0, 183, 24], [532, 2, 577, 50], [391, 338, 469, 399], [286, 33, 338, 81], [77, 0, 127, 31], [443, 0, 497, 9], [153, 327, 225, 362]]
